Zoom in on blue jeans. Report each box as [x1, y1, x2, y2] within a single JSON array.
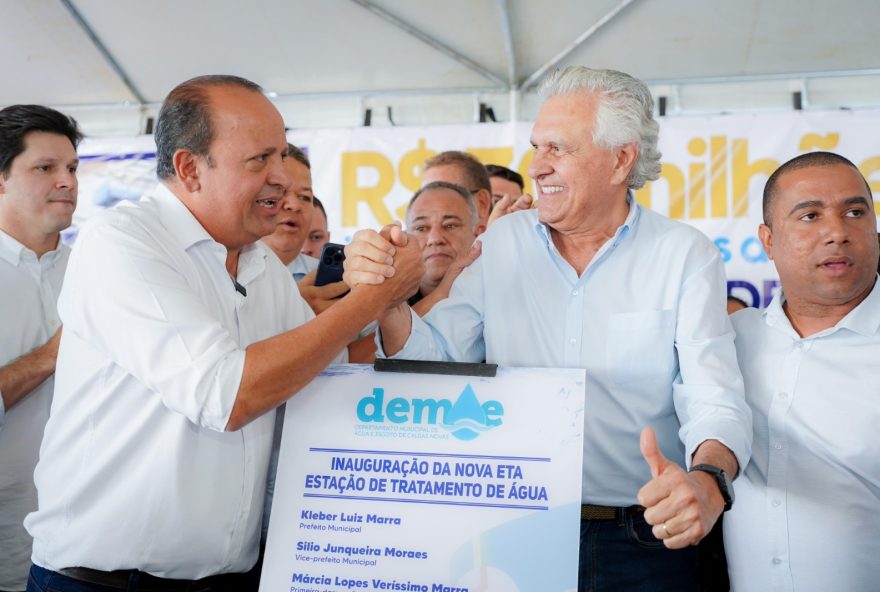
[[579, 509, 699, 592], [25, 565, 246, 592], [27, 566, 118, 592]]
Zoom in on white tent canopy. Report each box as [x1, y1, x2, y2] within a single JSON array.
[[4, 0, 879, 135]]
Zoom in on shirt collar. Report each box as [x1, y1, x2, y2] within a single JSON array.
[[533, 191, 639, 247], [145, 183, 267, 287], [0, 228, 65, 267], [146, 183, 216, 250], [764, 274, 880, 338]]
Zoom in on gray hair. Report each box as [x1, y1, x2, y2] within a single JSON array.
[[155, 75, 263, 180], [539, 66, 662, 189], [407, 181, 478, 232]]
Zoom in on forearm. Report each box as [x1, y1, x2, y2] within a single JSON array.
[[411, 289, 446, 317], [377, 303, 414, 357], [227, 284, 387, 430], [0, 342, 58, 411], [347, 333, 377, 363], [692, 439, 739, 478]]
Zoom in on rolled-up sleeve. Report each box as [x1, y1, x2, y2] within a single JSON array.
[[62, 217, 246, 431]]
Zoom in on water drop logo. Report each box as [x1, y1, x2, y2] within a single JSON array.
[[356, 384, 504, 441], [442, 384, 500, 440]]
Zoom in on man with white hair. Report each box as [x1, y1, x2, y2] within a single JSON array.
[[345, 67, 751, 591]]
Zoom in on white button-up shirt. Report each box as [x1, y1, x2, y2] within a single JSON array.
[[725, 280, 880, 592], [383, 201, 751, 506], [25, 184, 320, 579], [0, 231, 68, 590]]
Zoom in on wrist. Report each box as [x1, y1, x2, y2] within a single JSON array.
[[689, 464, 734, 512]]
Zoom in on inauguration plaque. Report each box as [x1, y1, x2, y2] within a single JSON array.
[[260, 364, 585, 592]]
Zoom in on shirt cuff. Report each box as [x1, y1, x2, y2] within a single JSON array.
[[685, 422, 751, 477], [376, 308, 424, 359]]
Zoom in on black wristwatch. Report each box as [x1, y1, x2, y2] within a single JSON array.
[[689, 464, 734, 512]]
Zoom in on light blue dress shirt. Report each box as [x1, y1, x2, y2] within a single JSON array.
[[725, 279, 880, 592], [287, 252, 318, 282], [382, 198, 751, 506]]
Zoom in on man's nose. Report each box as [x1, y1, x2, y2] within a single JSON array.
[[426, 227, 447, 245], [269, 156, 292, 193], [823, 215, 851, 244], [57, 168, 77, 190]]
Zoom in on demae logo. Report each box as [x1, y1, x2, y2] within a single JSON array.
[[356, 384, 503, 441]]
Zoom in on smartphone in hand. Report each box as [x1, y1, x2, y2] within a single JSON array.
[[314, 242, 346, 287]]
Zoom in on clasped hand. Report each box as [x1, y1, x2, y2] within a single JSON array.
[[343, 223, 424, 306]]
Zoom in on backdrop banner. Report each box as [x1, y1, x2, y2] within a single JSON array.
[[259, 364, 586, 592], [75, 109, 880, 307]]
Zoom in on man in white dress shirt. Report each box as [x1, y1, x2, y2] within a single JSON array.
[[725, 151, 880, 592], [24, 75, 423, 592], [0, 104, 81, 592]]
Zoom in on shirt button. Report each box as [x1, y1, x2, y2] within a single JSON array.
[[572, 290, 578, 296], [569, 338, 577, 345], [774, 443, 783, 450], [772, 558, 782, 565], [772, 499, 781, 507], [779, 392, 788, 399]]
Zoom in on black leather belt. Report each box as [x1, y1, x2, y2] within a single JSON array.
[[58, 567, 234, 592], [581, 503, 645, 520]]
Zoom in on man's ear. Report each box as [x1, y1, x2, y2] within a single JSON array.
[[173, 149, 201, 193], [758, 223, 774, 261], [611, 143, 639, 186], [475, 189, 492, 220]]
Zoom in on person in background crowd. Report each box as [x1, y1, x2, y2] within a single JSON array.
[[0, 104, 81, 592], [486, 163, 534, 223], [300, 195, 330, 259], [24, 74, 422, 592], [260, 143, 318, 280], [404, 181, 480, 312], [422, 151, 492, 234], [345, 66, 751, 592], [486, 163, 524, 207], [260, 146, 349, 316], [725, 151, 880, 592]]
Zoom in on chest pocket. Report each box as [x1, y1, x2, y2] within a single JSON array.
[[606, 310, 676, 385]]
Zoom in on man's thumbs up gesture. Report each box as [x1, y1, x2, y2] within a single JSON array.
[[637, 427, 732, 549]]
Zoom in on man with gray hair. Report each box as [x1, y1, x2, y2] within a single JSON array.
[[345, 66, 750, 591], [24, 75, 422, 591]]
